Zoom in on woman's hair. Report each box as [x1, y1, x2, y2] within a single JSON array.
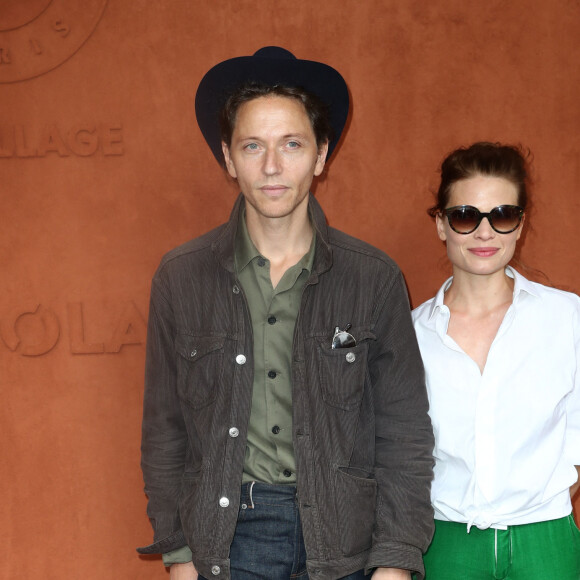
[[219, 82, 334, 151], [428, 142, 531, 218]]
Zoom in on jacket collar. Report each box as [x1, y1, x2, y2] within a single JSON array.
[[212, 193, 333, 278]]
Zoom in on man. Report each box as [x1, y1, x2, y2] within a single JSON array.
[[138, 47, 434, 580]]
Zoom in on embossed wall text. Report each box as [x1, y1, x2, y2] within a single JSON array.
[[0, 301, 146, 356], [0, 0, 108, 84], [0, 124, 124, 157]]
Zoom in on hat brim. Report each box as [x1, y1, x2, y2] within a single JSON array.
[[195, 47, 349, 165]]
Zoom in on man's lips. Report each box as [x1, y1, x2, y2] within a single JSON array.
[[468, 247, 499, 257], [259, 185, 288, 196]]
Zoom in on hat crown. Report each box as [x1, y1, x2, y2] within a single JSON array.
[[195, 46, 349, 165], [253, 46, 296, 60]]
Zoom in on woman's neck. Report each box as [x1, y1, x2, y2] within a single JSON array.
[[444, 268, 515, 315]]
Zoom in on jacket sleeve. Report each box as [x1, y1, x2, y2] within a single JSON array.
[[365, 269, 434, 579], [137, 269, 189, 555]]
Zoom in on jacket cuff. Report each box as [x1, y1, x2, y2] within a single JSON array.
[[136, 530, 187, 555], [365, 542, 425, 580]]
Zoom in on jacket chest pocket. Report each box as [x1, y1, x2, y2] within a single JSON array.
[[175, 334, 226, 410], [316, 339, 370, 411]]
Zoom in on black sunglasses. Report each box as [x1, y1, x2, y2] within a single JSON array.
[[442, 205, 524, 234]]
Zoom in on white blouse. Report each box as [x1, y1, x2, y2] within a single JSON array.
[[412, 267, 580, 530]]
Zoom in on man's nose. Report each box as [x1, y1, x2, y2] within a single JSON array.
[[263, 148, 281, 175]]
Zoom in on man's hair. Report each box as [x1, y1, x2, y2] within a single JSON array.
[[219, 82, 334, 151], [428, 142, 531, 217]]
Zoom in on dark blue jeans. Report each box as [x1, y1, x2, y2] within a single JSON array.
[[200, 482, 370, 580]]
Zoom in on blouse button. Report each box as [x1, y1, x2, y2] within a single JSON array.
[[236, 354, 246, 365], [345, 352, 356, 363]]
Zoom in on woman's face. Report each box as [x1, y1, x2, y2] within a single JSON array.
[[436, 175, 524, 279]]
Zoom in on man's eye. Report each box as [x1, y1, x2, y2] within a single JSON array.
[[244, 143, 259, 151]]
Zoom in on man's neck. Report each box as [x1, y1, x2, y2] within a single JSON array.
[[245, 204, 313, 262], [244, 202, 313, 288]]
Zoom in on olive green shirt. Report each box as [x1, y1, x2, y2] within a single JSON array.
[[162, 210, 314, 567], [235, 211, 315, 485]]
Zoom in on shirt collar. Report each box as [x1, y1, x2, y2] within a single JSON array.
[[214, 193, 331, 276], [427, 277, 453, 321], [234, 208, 261, 273], [427, 265, 539, 321], [506, 265, 541, 301]]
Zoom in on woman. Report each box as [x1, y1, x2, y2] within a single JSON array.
[[412, 142, 580, 579]]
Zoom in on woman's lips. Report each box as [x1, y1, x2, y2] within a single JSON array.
[[468, 247, 499, 257]]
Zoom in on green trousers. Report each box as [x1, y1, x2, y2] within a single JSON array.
[[422, 516, 580, 580]]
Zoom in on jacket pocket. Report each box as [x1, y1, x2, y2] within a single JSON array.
[[316, 339, 369, 411], [175, 334, 225, 410], [334, 466, 376, 556]]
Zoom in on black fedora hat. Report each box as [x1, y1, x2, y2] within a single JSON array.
[[195, 46, 349, 165]]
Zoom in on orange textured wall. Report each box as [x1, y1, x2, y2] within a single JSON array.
[[1, 1, 579, 578]]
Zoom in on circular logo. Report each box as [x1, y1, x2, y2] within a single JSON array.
[[0, 0, 108, 84]]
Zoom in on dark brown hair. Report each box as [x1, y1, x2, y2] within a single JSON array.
[[428, 142, 531, 217], [219, 82, 334, 151]]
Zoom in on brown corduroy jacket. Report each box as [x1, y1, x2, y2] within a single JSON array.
[[138, 194, 434, 580]]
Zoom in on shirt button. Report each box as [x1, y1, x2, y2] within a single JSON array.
[[211, 565, 221, 575], [219, 497, 229, 508], [189, 350, 197, 358], [268, 370, 277, 378], [283, 469, 292, 478], [232, 285, 240, 294], [229, 427, 239, 438], [267, 316, 277, 325], [236, 354, 246, 365], [272, 425, 281, 434], [257, 257, 266, 267], [345, 352, 356, 363]]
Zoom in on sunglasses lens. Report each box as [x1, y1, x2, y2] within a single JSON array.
[[490, 206, 522, 233], [332, 331, 356, 349], [448, 207, 480, 233]]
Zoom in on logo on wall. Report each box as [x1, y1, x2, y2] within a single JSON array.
[[0, 0, 108, 84], [0, 301, 146, 356]]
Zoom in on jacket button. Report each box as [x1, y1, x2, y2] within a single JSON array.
[[219, 497, 229, 508], [189, 350, 197, 358], [232, 285, 240, 294], [229, 427, 239, 438], [268, 316, 277, 325], [211, 565, 221, 575], [271, 425, 280, 434], [345, 352, 356, 363], [236, 354, 246, 365], [268, 370, 277, 378], [283, 469, 292, 478]]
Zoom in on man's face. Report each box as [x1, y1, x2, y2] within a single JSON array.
[[222, 95, 328, 222]]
